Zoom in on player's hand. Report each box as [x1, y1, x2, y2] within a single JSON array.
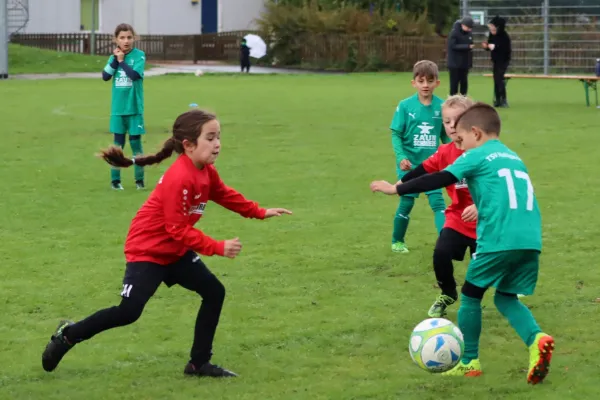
[[114, 47, 125, 62], [469, 44, 475, 49], [462, 205, 478, 222], [399, 159, 412, 171], [370, 180, 397, 195], [482, 42, 489, 49], [223, 237, 242, 259], [264, 208, 293, 218]]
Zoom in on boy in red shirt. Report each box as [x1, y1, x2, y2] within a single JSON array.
[[399, 95, 477, 317], [42, 110, 292, 378]]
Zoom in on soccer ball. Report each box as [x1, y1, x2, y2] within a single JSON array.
[[194, 69, 204, 76], [408, 318, 464, 373]]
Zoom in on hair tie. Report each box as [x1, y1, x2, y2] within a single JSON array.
[[131, 157, 136, 165]]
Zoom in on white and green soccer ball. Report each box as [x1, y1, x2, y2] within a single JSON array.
[[409, 318, 464, 373]]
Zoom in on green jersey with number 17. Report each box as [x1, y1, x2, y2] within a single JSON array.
[[107, 48, 145, 116], [445, 139, 542, 254], [389, 94, 445, 165]]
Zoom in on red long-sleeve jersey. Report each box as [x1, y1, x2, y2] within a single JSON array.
[[422, 143, 476, 239], [124, 154, 266, 265]]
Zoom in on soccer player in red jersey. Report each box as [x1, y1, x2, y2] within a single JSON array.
[[399, 95, 478, 317], [42, 109, 292, 378]]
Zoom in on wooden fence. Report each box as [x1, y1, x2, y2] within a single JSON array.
[[295, 34, 447, 70], [10, 31, 253, 63], [10, 31, 448, 71]]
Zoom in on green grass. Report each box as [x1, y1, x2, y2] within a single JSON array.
[[8, 44, 155, 74], [0, 73, 598, 400]]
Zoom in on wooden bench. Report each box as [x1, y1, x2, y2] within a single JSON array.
[[482, 73, 600, 107]]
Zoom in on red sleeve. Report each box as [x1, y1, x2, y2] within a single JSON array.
[[161, 174, 226, 257], [209, 167, 266, 219], [422, 148, 443, 173]]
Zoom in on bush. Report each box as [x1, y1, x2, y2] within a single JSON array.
[[255, 2, 440, 71]]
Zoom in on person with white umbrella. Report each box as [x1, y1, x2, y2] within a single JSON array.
[[240, 38, 251, 73], [240, 34, 267, 74]]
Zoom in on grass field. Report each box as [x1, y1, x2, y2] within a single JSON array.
[[7, 44, 156, 74], [1, 72, 599, 400]]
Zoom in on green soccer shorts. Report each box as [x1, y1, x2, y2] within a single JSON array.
[[110, 114, 146, 135], [466, 250, 540, 296]]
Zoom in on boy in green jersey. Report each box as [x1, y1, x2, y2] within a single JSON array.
[[102, 23, 146, 190], [370, 103, 554, 384], [389, 60, 450, 253]]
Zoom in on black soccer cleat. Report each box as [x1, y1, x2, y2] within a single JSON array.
[[42, 320, 75, 372], [184, 362, 238, 378]]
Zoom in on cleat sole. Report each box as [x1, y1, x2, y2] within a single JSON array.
[[527, 335, 554, 385]]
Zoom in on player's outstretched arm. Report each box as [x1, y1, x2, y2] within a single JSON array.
[[371, 171, 458, 196], [209, 168, 292, 219]]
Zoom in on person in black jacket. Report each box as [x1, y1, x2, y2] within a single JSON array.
[[447, 16, 475, 96], [483, 16, 512, 107], [240, 39, 251, 73]]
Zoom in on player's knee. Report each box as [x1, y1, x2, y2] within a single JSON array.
[[433, 246, 453, 266], [493, 291, 518, 312], [201, 279, 226, 305], [116, 299, 145, 326], [461, 280, 486, 300], [427, 193, 446, 212], [129, 136, 143, 154], [113, 133, 126, 148], [397, 196, 415, 215]]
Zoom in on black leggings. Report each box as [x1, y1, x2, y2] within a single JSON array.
[[493, 62, 509, 101], [64, 251, 226, 365], [433, 228, 476, 299], [449, 68, 469, 96]]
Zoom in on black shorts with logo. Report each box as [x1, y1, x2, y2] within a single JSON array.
[[120, 251, 221, 305]]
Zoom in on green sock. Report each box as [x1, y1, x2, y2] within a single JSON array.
[[494, 292, 542, 347], [427, 192, 446, 234], [392, 196, 414, 243], [434, 211, 446, 234], [458, 294, 482, 363], [130, 136, 145, 183], [110, 136, 124, 183]]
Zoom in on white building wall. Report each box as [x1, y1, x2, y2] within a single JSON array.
[[218, 0, 265, 32], [147, 0, 201, 35], [100, 0, 134, 35], [101, 0, 200, 34], [15, 0, 264, 35], [19, 0, 81, 34]]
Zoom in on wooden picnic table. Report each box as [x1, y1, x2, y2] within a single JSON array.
[[482, 73, 600, 107]]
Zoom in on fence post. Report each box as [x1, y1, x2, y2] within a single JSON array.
[[0, 0, 8, 79], [91, 0, 96, 55], [193, 35, 199, 64], [543, 0, 549, 75], [462, 0, 468, 17]]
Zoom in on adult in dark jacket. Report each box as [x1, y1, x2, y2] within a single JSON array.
[[483, 16, 512, 107], [447, 16, 474, 96]]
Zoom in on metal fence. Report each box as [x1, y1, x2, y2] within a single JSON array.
[[460, 0, 600, 74], [8, 0, 28, 35]]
